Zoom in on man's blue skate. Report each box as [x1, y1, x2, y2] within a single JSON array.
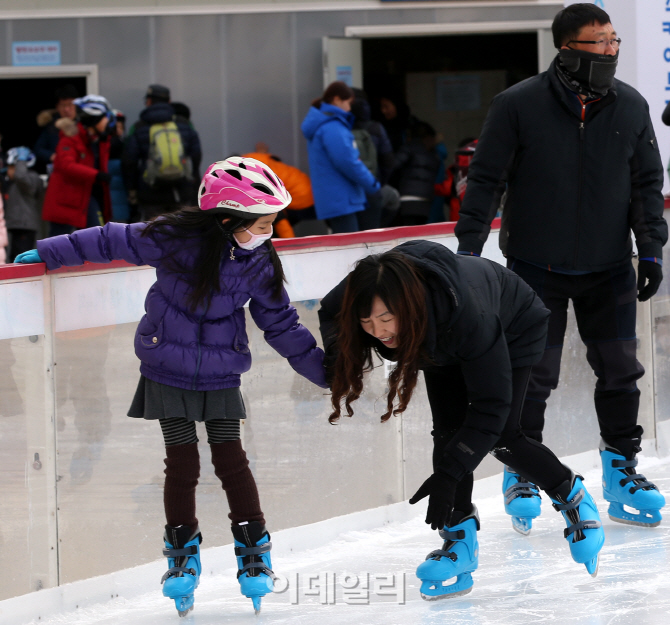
[[502, 466, 542, 535], [548, 472, 604, 577], [161, 525, 202, 617], [416, 505, 480, 600], [601, 446, 666, 527], [232, 521, 276, 615]]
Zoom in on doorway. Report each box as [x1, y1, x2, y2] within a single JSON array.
[[362, 32, 538, 160]]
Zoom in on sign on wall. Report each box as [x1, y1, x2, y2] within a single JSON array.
[[12, 41, 61, 66]]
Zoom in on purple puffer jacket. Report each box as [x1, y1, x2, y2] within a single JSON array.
[[37, 222, 328, 391]]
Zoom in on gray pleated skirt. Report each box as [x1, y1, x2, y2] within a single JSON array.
[[127, 375, 246, 422]]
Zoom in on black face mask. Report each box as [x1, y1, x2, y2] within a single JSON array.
[[558, 48, 618, 96]]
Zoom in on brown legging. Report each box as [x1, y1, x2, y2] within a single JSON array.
[[161, 419, 265, 530]]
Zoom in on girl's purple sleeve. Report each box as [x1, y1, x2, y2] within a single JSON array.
[[36, 222, 163, 270]]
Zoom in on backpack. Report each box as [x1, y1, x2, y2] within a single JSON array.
[[143, 121, 192, 186], [352, 128, 378, 177]]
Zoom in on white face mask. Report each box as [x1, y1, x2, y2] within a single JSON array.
[[233, 227, 273, 250]]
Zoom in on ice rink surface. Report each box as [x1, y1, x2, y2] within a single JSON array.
[[21, 456, 670, 625]]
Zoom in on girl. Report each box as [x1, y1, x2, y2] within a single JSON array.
[[301, 81, 380, 234], [16, 157, 328, 616], [318, 241, 605, 599]]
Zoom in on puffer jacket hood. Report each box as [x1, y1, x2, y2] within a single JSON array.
[[37, 109, 57, 127], [301, 103, 354, 140], [55, 117, 79, 137], [36, 222, 328, 391], [140, 102, 176, 125]]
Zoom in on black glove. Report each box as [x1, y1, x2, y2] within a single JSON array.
[[637, 260, 663, 302], [95, 171, 111, 185], [408, 471, 459, 530]]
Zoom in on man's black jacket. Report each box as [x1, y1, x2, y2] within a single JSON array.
[[318, 241, 550, 481], [456, 58, 667, 271]]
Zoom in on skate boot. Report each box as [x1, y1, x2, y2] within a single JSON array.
[[161, 525, 202, 617], [416, 505, 480, 600], [547, 471, 604, 577], [232, 521, 276, 614], [502, 465, 542, 535], [601, 444, 666, 527]]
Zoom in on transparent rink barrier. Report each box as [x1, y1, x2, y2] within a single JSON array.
[[0, 223, 665, 603]]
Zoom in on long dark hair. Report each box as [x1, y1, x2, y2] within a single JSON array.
[[329, 251, 428, 424], [141, 207, 286, 310], [311, 81, 355, 108]]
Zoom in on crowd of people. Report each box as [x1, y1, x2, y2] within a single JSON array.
[[0, 76, 479, 261], [4, 1, 669, 618]]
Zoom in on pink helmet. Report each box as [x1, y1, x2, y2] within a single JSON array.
[[198, 156, 292, 219]]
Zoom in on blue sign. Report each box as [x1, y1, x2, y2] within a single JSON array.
[[12, 41, 61, 66], [336, 66, 353, 86]]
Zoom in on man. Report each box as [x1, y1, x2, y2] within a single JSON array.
[[455, 4, 667, 531], [122, 84, 201, 221], [34, 84, 78, 172]]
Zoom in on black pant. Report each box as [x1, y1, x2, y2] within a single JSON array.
[[509, 259, 644, 459], [425, 365, 571, 513], [8, 229, 36, 262]]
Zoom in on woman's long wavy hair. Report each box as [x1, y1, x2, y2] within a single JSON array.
[[141, 207, 286, 311], [329, 251, 428, 424]]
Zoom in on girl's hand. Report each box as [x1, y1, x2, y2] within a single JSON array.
[[14, 249, 43, 264]]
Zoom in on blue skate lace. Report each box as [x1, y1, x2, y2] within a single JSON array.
[[551, 488, 602, 540], [235, 542, 276, 580], [425, 529, 465, 562], [612, 458, 658, 494], [505, 479, 541, 505], [160, 545, 199, 583]]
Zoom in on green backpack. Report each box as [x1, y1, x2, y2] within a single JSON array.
[[143, 121, 191, 185], [352, 128, 378, 177]]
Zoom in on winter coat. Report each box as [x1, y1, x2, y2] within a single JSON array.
[[108, 159, 130, 222], [318, 240, 550, 481], [243, 152, 314, 210], [393, 139, 441, 200], [351, 98, 395, 184], [3, 162, 43, 231], [36, 222, 328, 391], [122, 103, 202, 206], [42, 119, 111, 228], [34, 109, 62, 166], [301, 102, 380, 220], [456, 58, 667, 271]]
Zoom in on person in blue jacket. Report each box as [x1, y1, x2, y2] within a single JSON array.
[[301, 81, 380, 234]]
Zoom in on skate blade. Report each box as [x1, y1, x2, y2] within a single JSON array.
[[421, 586, 472, 601], [177, 605, 193, 617], [607, 503, 662, 527], [252, 596, 262, 615], [511, 516, 532, 536], [585, 554, 599, 578]]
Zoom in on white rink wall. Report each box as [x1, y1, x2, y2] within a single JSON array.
[[1, 221, 669, 605]]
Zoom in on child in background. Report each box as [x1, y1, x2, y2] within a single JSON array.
[[2, 147, 43, 261], [15, 156, 328, 616]]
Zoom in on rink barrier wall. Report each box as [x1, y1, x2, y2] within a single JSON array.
[[1, 216, 670, 605]]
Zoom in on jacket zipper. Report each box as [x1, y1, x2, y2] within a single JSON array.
[[191, 314, 204, 390], [574, 120, 585, 268]]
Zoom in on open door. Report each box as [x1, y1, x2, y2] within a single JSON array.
[[322, 37, 362, 89]]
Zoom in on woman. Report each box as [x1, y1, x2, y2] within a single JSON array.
[[301, 81, 380, 234], [318, 241, 605, 599]]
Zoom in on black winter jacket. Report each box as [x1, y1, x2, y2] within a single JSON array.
[[392, 139, 440, 200], [456, 58, 667, 271], [122, 103, 202, 205], [318, 240, 550, 481]]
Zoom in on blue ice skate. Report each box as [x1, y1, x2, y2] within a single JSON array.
[[548, 472, 604, 577], [502, 466, 542, 535], [232, 521, 276, 615], [601, 447, 666, 527], [416, 505, 480, 600], [161, 525, 202, 617]]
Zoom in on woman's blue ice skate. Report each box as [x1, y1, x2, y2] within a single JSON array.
[[548, 473, 604, 577], [416, 506, 480, 600], [161, 525, 202, 617], [232, 521, 276, 614], [601, 448, 666, 527], [502, 466, 542, 535]]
